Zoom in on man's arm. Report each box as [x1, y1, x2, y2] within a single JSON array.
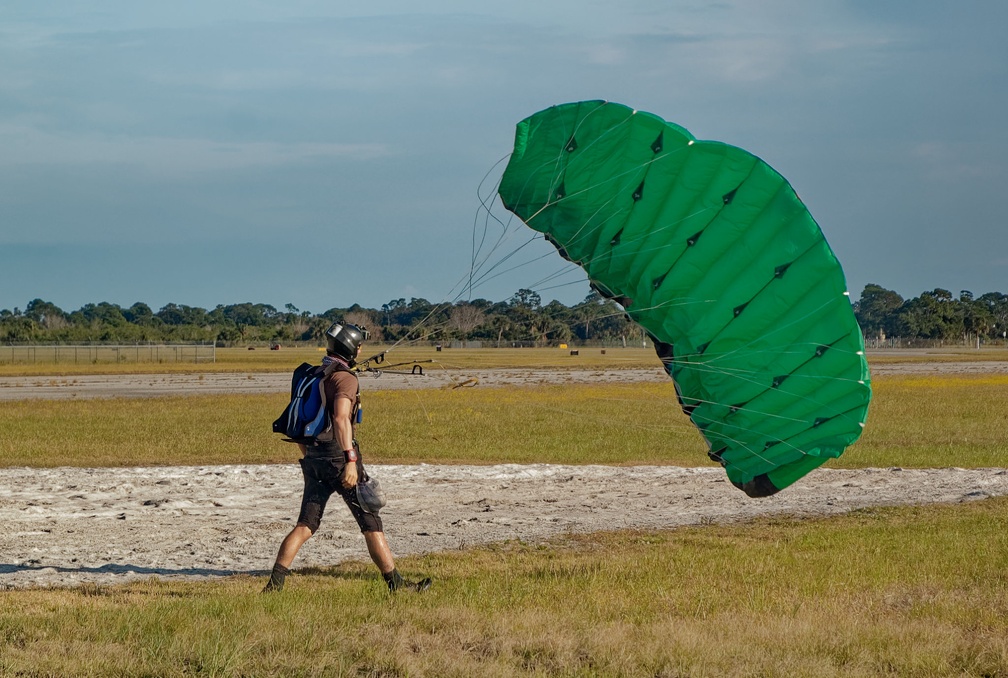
[[333, 395, 358, 488]]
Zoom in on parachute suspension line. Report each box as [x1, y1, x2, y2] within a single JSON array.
[[470, 154, 515, 301], [469, 160, 532, 295], [464, 153, 590, 304]]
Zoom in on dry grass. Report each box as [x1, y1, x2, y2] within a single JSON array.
[[845, 374, 1008, 469], [1, 374, 1006, 470], [2, 361, 1007, 675], [1, 498, 1006, 676]]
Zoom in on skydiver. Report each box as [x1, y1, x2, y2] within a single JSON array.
[[263, 322, 431, 593]]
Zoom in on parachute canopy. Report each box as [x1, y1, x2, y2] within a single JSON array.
[[498, 100, 871, 497]]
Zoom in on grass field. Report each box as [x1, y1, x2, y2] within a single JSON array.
[[1, 359, 1007, 675], [2, 500, 1006, 676], [1, 373, 1006, 469]]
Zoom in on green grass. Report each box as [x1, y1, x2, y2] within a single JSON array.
[[2, 374, 1006, 469], [2, 499, 1006, 676], [1, 366, 1007, 675]]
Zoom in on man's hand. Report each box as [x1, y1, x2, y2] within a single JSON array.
[[342, 462, 358, 488]]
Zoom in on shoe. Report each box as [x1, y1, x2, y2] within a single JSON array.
[[388, 576, 432, 593]]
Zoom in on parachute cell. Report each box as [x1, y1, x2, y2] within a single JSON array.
[[498, 100, 871, 497]]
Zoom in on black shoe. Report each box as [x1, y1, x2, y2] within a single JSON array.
[[262, 564, 289, 592], [388, 576, 432, 593]]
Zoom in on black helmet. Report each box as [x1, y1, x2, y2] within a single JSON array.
[[325, 322, 370, 363]]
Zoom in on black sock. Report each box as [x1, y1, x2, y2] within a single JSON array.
[[263, 563, 290, 592], [382, 568, 405, 591]]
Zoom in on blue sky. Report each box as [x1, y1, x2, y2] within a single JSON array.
[[1, 1, 1005, 314]]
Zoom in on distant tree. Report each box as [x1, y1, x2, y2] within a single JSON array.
[[894, 289, 963, 340], [124, 302, 155, 326], [509, 288, 541, 310], [572, 291, 606, 340], [979, 292, 1008, 340], [854, 284, 903, 339], [24, 299, 67, 330], [447, 303, 486, 340]]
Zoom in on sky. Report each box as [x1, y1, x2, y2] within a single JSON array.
[[1, 1, 1006, 315]]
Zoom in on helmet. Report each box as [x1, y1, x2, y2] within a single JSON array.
[[325, 322, 370, 363]]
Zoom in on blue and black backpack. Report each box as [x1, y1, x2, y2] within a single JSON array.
[[273, 361, 348, 444]]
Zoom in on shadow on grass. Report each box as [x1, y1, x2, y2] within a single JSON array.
[[0, 560, 391, 592], [296, 564, 375, 581], [0, 562, 255, 578]]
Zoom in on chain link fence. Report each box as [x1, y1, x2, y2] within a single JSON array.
[[0, 344, 216, 365]]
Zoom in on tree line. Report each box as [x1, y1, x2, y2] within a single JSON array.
[[0, 290, 644, 347], [2, 285, 1006, 347], [854, 285, 1008, 345]]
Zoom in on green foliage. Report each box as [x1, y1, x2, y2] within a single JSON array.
[[6, 282, 1007, 352], [856, 285, 1008, 343], [0, 292, 652, 349]]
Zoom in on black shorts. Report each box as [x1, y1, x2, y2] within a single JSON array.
[[297, 452, 383, 534]]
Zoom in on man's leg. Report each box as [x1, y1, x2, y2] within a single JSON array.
[[363, 530, 395, 574], [263, 523, 314, 592], [277, 523, 314, 569], [365, 531, 431, 593]]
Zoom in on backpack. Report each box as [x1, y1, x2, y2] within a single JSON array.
[[273, 361, 349, 444]]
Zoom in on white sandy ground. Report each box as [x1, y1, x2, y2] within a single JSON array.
[[1, 359, 1006, 589], [2, 361, 1007, 401], [2, 464, 1007, 590]]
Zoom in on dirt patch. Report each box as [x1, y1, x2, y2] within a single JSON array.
[[3, 463, 1006, 589], [1, 361, 1005, 402]]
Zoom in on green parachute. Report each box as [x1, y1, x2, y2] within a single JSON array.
[[498, 101, 871, 497]]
